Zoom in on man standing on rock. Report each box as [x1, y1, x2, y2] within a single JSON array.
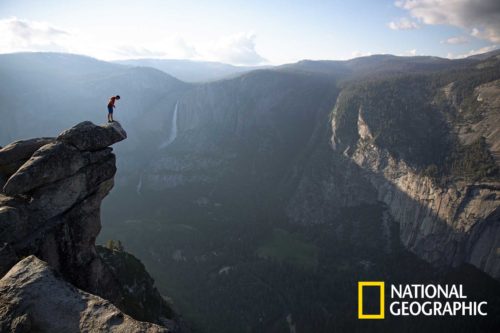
[[107, 95, 120, 123]]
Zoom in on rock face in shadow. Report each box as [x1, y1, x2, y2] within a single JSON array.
[[329, 78, 500, 279], [97, 246, 176, 325], [0, 121, 182, 332], [0, 256, 168, 333], [350, 140, 500, 277]]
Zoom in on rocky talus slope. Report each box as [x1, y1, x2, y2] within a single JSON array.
[[0, 122, 179, 332]]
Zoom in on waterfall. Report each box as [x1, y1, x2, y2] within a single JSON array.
[[159, 101, 179, 149], [136, 174, 143, 195]]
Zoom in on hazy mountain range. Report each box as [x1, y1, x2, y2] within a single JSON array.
[[114, 58, 269, 82], [1, 50, 499, 332]]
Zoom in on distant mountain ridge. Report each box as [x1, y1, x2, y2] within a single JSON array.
[[114, 58, 269, 83]]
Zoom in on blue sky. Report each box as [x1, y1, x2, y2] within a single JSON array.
[[0, 0, 498, 64]]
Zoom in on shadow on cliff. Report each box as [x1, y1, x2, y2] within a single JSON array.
[[274, 104, 500, 332]]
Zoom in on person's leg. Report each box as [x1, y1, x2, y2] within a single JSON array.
[[108, 106, 113, 122]]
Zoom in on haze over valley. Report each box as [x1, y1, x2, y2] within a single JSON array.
[[1, 50, 499, 332]]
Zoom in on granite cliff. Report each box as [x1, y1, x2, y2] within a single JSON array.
[[330, 74, 500, 279], [0, 121, 182, 332]]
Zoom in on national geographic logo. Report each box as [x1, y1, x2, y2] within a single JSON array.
[[358, 281, 488, 319], [358, 282, 385, 319]]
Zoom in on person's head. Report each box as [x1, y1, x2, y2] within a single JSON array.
[[116, 95, 121, 100]]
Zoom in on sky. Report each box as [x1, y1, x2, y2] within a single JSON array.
[[0, 0, 499, 65]]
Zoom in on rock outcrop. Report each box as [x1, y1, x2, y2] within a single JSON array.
[[0, 137, 54, 189], [0, 121, 179, 332], [0, 256, 167, 333]]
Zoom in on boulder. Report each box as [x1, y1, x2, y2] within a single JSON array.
[[0, 137, 54, 166], [0, 137, 54, 180], [3, 142, 115, 196], [58, 121, 127, 151], [28, 154, 116, 220], [3, 142, 86, 195], [0, 256, 169, 333]]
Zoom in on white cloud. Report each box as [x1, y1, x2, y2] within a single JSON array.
[[388, 17, 420, 30], [204, 32, 266, 65], [0, 17, 266, 65], [113, 37, 199, 60], [447, 44, 498, 59], [172, 38, 199, 59], [351, 51, 373, 58], [407, 48, 417, 56], [395, 0, 500, 43], [395, 49, 419, 56], [441, 35, 469, 44], [114, 33, 266, 65], [0, 17, 71, 53]]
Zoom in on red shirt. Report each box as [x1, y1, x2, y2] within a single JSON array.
[[108, 96, 117, 107]]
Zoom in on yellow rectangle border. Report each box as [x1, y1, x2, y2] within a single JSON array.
[[358, 281, 385, 319]]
